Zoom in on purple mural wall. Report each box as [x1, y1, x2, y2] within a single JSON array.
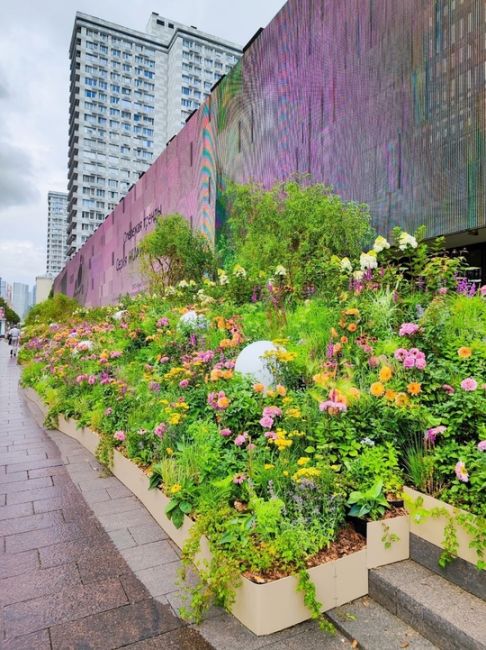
[[55, 0, 486, 305]]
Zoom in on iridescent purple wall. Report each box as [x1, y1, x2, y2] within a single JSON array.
[[55, 0, 486, 305]]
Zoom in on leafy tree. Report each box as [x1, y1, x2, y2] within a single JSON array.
[[221, 179, 374, 294], [0, 298, 20, 325], [139, 214, 216, 292], [24, 293, 78, 326]]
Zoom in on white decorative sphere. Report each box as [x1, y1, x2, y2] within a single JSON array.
[[235, 340, 279, 387], [112, 310, 127, 321], [179, 310, 208, 330]]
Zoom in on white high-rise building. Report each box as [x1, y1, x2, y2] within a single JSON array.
[[12, 283, 30, 320], [67, 12, 241, 258], [47, 191, 68, 276]]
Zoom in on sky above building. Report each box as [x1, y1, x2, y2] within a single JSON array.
[[0, 0, 285, 286]]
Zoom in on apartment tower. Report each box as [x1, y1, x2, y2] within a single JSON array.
[[47, 191, 68, 276]]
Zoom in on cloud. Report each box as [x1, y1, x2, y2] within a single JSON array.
[[0, 240, 45, 285], [0, 140, 39, 209]]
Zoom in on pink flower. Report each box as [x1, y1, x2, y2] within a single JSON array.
[[137, 428, 147, 436], [424, 425, 446, 444], [233, 473, 246, 485], [461, 377, 478, 392], [159, 356, 170, 364], [149, 381, 160, 393], [259, 415, 274, 429], [319, 400, 347, 414], [114, 431, 125, 441], [104, 407, 113, 416], [455, 461, 469, 483], [403, 355, 416, 369], [437, 287, 448, 295], [442, 384, 455, 395], [263, 406, 282, 418], [157, 317, 169, 327], [264, 430, 277, 440], [88, 375, 97, 385], [477, 440, 486, 452], [154, 423, 167, 438], [220, 428, 232, 437], [399, 323, 420, 337], [480, 285, 486, 297], [76, 374, 88, 384], [368, 356, 380, 368], [394, 348, 408, 361], [415, 357, 427, 370], [234, 434, 247, 446], [110, 351, 122, 358], [179, 379, 189, 389]]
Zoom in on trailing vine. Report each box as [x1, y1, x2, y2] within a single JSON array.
[[296, 568, 335, 634], [381, 523, 400, 549]]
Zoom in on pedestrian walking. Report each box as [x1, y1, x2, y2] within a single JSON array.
[[8, 325, 20, 357]]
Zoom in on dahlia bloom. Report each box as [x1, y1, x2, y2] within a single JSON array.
[[461, 377, 478, 392]]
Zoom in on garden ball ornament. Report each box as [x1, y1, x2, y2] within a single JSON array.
[[235, 340, 280, 387]]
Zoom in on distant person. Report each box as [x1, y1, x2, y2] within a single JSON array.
[[8, 325, 20, 357]]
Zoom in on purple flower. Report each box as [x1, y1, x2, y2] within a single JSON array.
[[437, 287, 448, 295], [399, 323, 420, 337], [264, 430, 277, 440], [415, 357, 427, 370], [455, 461, 469, 483], [394, 348, 408, 361], [461, 377, 478, 392], [149, 381, 161, 393], [110, 351, 122, 358], [424, 425, 446, 444], [259, 415, 274, 429], [179, 379, 189, 389], [157, 317, 169, 327], [477, 440, 486, 452], [234, 434, 247, 447], [319, 400, 347, 414], [403, 355, 416, 369], [154, 423, 167, 438]]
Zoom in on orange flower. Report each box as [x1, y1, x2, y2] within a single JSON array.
[[339, 319, 346, 328], [379, 366, 393, 382], [333, 343, 343, 354], [216, 395, 230, 409], [344, 308, 360, 316], [385, 389, 396, 401], [347, 323, 357, 333], [395, 392, 409, 407], [458, 347, 472, 358], [370, 382, 385, 397], [253, 383, 265, 393], [276, 384, 287, 397], [407, 382, 422, 396], [340, 336, 348, 344], [331, 327, 339, 338]]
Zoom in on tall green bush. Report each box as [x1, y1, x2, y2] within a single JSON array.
[[24, 294, 78, 326]]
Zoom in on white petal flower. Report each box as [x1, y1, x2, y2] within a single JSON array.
[[340, 257, 353, 273], [373, 236, 390, 253], [274, 265, 287, 277], [359, 251, 378, 270]]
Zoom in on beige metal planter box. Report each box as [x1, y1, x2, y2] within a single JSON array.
[[404, 486, 480, 567], [366, 515, 410, 569], [21, 389, 369, 635]]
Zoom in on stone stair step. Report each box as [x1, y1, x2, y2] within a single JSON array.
[[328, 596, 437, 649], [369, 560, 486, 650], [410, 534, 485, 601]]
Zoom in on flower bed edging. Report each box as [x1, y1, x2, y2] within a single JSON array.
[[21, 387, 369, 636], [366, 515, 410, 569], [403, 486, 481, 567]]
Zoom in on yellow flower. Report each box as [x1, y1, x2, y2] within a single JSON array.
[[166, 447, 174, 456], [170, 484, 182, 494], [282, 470, 289, 477], [344, 308, 360, 316], [282, 396, 293, 404], [385, 389, 396, 401], [292, 467, 321, 482], [266, 389, 276, 398], [407, 382, 422, 396], [458, 347, 472, 358], [174, 401, 189, 410], [370, 382, 385, 397], [253, 383, 265, 393], [168, 413, 183, 425], [210, 368, 223, 381], [395, 392, 410, 407], [285, 407, 302, 419], [379, 366, 393, 382], [297, 457, 310, 466], [264, 463, 275, 470]]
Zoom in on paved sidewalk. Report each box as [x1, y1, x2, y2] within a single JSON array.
[[1, 340, 351, 650]]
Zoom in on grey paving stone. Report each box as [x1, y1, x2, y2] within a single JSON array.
[[135, 560, 182, 597], [128, 520, 169, 544], [121, 540, 179, 571], [91, 495, 142, 516], [97, 507, 156, 532], [108, 527, 138, 550]]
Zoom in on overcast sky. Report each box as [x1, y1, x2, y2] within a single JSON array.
[[0, 0, 285, 287]]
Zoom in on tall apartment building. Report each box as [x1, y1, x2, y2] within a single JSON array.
[[47, 191, 68, 276], [12, 283, 30, 320], [67, 12, 241, 258]]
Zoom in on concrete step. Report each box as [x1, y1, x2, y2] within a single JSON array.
[[369, 560, 486, 650], [410, 534, 485, 601], [328, 596, 438, 649]]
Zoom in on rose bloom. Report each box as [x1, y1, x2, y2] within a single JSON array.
[[461, 377, 478, 392], [370, 382, 385, 397], [458, 347, 472, 359], [407, 382, 422, 395]]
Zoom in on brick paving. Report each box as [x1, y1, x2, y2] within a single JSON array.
[[0, 340, 351, 649]]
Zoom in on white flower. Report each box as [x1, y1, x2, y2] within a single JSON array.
[[340, 257, 353, 273], [178, 280, 189, 288], [233, 264, 247, 278], [112, 310, 127, 321], [359, 251, 378, 270], [353, 270, 364, 281], [217, 269, 229, 285], [274, 265, 287, 277], [373, 236, 390, 253], [398, 232, 418, 251], [166, 286, 177, 296]]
